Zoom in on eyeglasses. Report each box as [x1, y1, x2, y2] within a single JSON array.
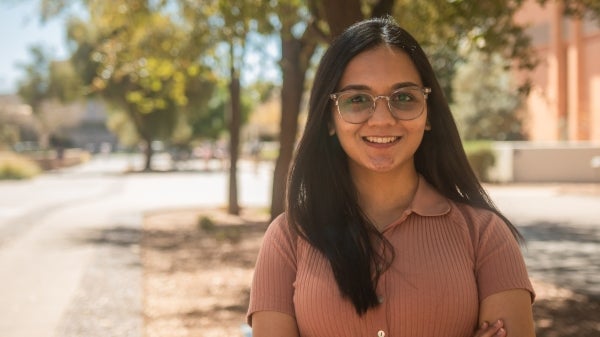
[[329, 86, 432, 124]]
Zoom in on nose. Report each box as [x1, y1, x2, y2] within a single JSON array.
[[368, 96, 396, 125]]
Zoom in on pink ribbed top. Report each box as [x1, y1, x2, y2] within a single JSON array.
[[247, 178, 534, 337]]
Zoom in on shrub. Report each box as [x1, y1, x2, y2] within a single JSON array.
[[463, 141, 496, 182], [0, 152, 41, 180], [215, 227, 242, 244], [198, 215, 216, 232]]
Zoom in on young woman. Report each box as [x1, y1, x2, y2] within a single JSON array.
[[247, 17, 535, 337]]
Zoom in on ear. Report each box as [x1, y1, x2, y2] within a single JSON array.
[[425, 119, 432, 131]]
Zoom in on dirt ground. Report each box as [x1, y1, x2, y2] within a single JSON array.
[[141, 209, 600, 337]]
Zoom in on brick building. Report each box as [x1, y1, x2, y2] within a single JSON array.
[[514, 1, 600, 141]]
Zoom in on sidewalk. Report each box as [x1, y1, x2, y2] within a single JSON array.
[[486, 182, 600, 297]]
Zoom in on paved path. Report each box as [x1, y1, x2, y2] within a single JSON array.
[[0, 154, 272, 337], [487, 184, 600, 297]]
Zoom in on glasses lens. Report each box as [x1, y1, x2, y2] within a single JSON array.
[[389, 87, 425, 119], [333, 87, 429, 123], [338, 92, 373, 123]]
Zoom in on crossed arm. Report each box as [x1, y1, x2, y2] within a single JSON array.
[[476, 288, 536, 337], [251, 289, 535, 337]]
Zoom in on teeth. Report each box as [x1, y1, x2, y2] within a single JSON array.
[[364, 136, 398, 144]]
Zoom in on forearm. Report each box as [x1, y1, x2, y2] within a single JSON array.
[[479, 289, 536, 337], [251, 311, 300, 337]]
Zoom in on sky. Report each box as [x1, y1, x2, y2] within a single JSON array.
[[0, 1, 281, 95], [0, 1, 70, 94]]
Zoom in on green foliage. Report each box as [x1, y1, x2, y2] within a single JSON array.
[[0, 124, 20, 149], [463, 141, 496, 182], [196, 214, 242, 243], [48, 60, 84, 102], [0, 152, 41, 180], [17, 46, 83, 107], [15, 45, 84, 149], [452, 51, 526, 141], [64, 0, 220, 169], [198, 215, 216, 232], [214, 227, 242, 244], [105, 108, 140, 147], [17, 46, 50, 113], [536, 0, 600, 23], [393, 0, 536, 101]]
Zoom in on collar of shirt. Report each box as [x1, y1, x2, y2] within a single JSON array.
[[410, 175, 452, 217], [381, 176, 451, 232], [381, 175, 450, 232]]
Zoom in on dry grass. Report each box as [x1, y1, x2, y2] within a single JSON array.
[[142, 209, 267, 337]]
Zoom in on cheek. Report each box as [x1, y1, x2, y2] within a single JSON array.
[[411, 112, 429, 134]]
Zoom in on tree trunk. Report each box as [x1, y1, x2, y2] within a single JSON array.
[[143, 137, 153, 171], [370, 0, 395, 19], [228, 58, 241, 215], [319, 0, 363, 37], [269, 36, 315, 220]]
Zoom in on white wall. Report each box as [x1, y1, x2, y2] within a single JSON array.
[[489, 142, 600, 183]]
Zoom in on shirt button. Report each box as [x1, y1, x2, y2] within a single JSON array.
[[377, 330, 386, 337]]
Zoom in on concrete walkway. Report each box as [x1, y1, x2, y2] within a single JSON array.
[[0, 155, 273, 337], [487, 183, 600, 297]]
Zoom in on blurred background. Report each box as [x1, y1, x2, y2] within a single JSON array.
[[0, 0, 599, 336]]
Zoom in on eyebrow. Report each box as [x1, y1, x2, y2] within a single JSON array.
[[338, 81, 421, 92]]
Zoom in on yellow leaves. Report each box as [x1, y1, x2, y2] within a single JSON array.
[[73, 1, 219, 117], [172, 72, 185, 83], [150, 80, 163, 92], [124, 62, 189, 114], [126, 91, 144, 104], [187, 65, 200, 77], [175, 95, 189, 106], [155, 99, 167, 110], [125, 90, 168, 114], [144, 58, 175, 80], [170, 72, 189, 107], [125, 91, 153, 111]]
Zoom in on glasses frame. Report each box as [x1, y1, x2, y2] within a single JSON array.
[[329, 86, 432, 124]]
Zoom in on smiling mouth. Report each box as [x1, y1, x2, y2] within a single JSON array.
[[363, 136, 400, 144]]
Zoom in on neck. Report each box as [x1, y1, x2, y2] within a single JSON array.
[[351, 166, 420, 229]]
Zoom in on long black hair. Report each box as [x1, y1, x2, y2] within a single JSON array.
[[286, 16, 522, 315]]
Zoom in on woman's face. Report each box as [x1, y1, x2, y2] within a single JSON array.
[[331, 44, 428, 177]]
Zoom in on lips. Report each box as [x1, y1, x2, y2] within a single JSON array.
[[363, 136, 400, 144]]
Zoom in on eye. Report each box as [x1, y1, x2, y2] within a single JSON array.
[[390, 90, 416, 103], [345, 93, 371, 105], [339, 92, 373, 112]]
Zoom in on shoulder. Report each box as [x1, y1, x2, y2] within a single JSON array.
[[450, 201, 499, 227], [446, 200, 518, 246], [265, 213, 297, 241], [412, 177, 507, 235], [261, 213, 300, 258]]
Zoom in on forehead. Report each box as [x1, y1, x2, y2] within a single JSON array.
[[338, 45, 422, 91]]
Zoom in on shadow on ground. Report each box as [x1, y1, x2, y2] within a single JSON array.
[[518, 221, 600, 336], [519, 221, 600, 298], [533, 294, 600, 337], [141, 209, 267, 337], [74, 225, 141, 247]]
